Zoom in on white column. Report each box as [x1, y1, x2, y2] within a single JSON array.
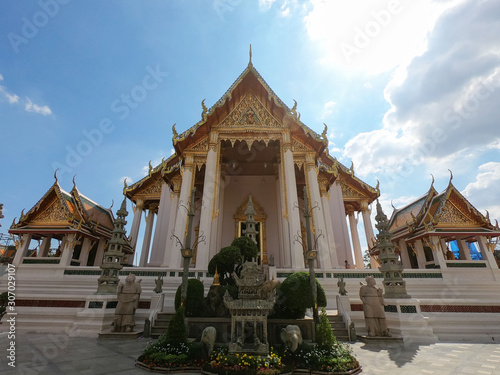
[[347, 208, 364, 269], [197, 138, 218, 270], [329, 182, 354, 266], [360, 201, 378, 269], [278, 156, 291, 268], [321, 193, 339, 268], [283, 147, 304, 269], [430, 236, 447, 269], [413, 240, 427, 269], [169, 156, 194, 269], [275, 173, 285, 267], [139, 204, 156, 267], [398, 238, 411, 269], [39, 235, 52, 257], [13, 233, 33, 266], [78, 237, 92, 266], [94, 237, 106, 266], [60, 233, 77, 266], [458, 239, 472, 260], [162, 177, 181, 267], [477, 236, 499, 269], [305, 155, 332, 269], [213, 168, 224, 261], [129, 199, 144, 250], [150, 182, 171, 266]]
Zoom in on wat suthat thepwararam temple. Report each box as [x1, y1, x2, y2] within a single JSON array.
[[4, 55, 500, 342]]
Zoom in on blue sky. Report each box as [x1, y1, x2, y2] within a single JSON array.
[[1, 0, 499, 260]]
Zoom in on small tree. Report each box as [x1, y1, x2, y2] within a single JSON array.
[[174, 279, 204, 317], [231, 236, 259, 262], [316, 307, 337, 349], [273, 272, 327, 319], [207, 246, 241, 285]]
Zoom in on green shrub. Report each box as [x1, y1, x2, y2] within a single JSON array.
[[316, 308, 337, 349], [231, 236, 259, 262], [166, 306, 187, 344], [208, 246, 241, 285], [273, 272, 327, 319], [174, 279, 204, 316]]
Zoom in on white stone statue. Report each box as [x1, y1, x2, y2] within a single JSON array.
[[201, 326, 217, 356], [359, 275, 390, 337], [280, 325, 303, 352], [112, 274, 142, 333]]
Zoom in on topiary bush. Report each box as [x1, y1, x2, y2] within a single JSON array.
[[174, 278, 205, 316], [165, 306, 187, 345], [207, 246, 242, 285], [316, 307, 337, 349], [273, 272, 327, 319], [231, 236, 259, 262]]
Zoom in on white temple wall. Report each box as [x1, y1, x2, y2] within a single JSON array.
[[221, 175, 280, 262], [149, 182, 171, 266]]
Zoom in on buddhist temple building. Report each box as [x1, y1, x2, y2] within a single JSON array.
[[123, 56, 380, 271], [9, 177, 133, 268], [385, 177, 500, 271]]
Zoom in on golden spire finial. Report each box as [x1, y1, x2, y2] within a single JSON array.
[[172, 123, 178, 139], [123, 178, 128, 189], [249, 44, 252, 65], [54, 168, 59, 183], [213, 266, 220, 286], [448, 169, 453, 183], [72, 174, 77, 189]]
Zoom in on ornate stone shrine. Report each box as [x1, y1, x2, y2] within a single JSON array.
[[223, 260, 276, 355]]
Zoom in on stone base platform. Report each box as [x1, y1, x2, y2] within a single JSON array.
[[98, 331, 143, 339], [357, 335, 403, 343]]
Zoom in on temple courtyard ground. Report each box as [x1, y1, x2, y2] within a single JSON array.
[[1, 332, 500, 375]]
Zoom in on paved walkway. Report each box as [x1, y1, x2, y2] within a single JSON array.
[[1, 332, 500, 374]]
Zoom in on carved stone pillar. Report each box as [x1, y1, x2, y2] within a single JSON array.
[[139, 203, 157, 267], [129, 199, 144, 250], [94, 237, 107, 266], [13, 233, 33, 266], [150, 182, 171, 266], [39, 235, 52, 257], [347, 207, 364, 269], [413, 239, 427, 269], [277, 154, 291, 267], [458, 239, 472, 260], [360, 201, 378, 269], [305, 154, 333, 269], [398, 238, 412, 268], [163, 176, 181, 267], [283, 135, 303, 269], [170, 154, 195, 269], [197, 133, 218, 270], [78, 237, 92, 266], [429, 236, 447, 269], [477, 236, 499, 269], [329, 182, 353, 266], [60, 233, 78, 267]]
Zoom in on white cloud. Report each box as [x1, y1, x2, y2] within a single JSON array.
[[462, 162, 500, 221], [259, 0, 276, 11], [321, 100, 336, 119], [0, 86, 20, 103], [25, 98, 52, 116], [0, 73, 3, 81], [344, 0, 500, 180], [304, 0, 448, 74]]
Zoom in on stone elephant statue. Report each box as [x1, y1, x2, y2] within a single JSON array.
[[201, 326, 217, 357], [280, 325, 303, 352]]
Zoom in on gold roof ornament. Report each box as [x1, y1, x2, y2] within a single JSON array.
[[249, 44, 252, 66], [448, 169, 454, 183], [213, 266, 220, 286], [172, 123, 178, 139], [376, 179, 380, 194], [321, 123, 328, 143], [148, 160, 153, 175], [201, 99, 208, 119]]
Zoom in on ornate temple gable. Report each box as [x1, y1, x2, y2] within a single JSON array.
[[11, 182, 74, 229], [134, 176, 163, 202], [438, 200, 477, 226], [30, 196, 73, 225], [338, 178, 370, 200], [187, 136, 208, 152], [215, 91, 283, 131], [292, 137, 313, 152], [433, 185, 492, 228]]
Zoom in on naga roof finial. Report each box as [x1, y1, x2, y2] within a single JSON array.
[[201, 99, 208, 118], [430, 173, 435, 188], [448, 169, 453, 183], [172, 123, 178, 139], [249, 44, 252, 65], [123, 178, 128, 189], [54, 168, 59, 183], [322, 123, 328, 142], [72, 174, 77, 190]]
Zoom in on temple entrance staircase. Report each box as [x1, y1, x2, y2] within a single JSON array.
[[150, 312, 173, 338], [329, 314, 350, 342]]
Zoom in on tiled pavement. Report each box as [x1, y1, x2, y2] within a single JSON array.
[[1, 332, 500, 374]]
